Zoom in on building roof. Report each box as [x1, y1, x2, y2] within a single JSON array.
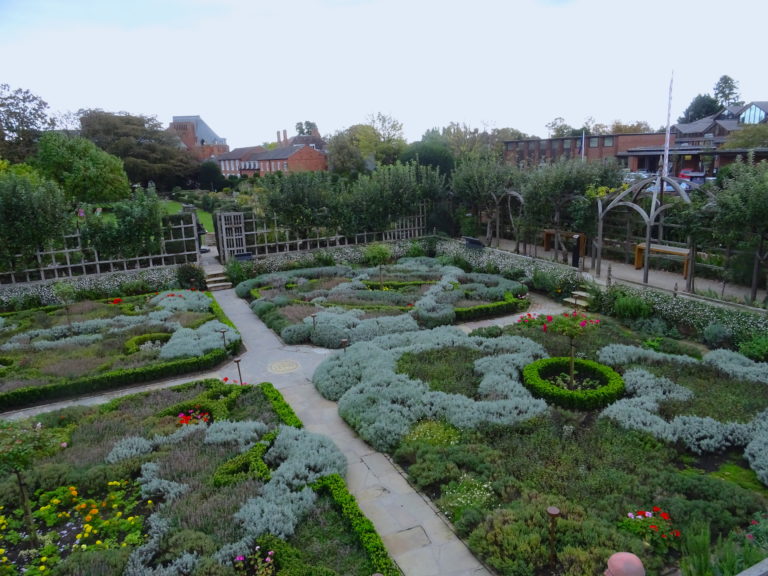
[[255, 144, 318, 161], [215, 146, 264, 160]]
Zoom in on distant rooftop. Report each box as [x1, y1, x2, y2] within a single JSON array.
[[172, 115, 227, 145]]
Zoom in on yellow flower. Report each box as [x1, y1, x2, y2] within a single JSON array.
[[0, 549, 4, 555], [95, 540, 102, 545], [81, 545, 87, 550], [51, 499, 60, 505], [76, 534, 82, 540], [39, 567, 46, 571], [41, 556, 47, 562]]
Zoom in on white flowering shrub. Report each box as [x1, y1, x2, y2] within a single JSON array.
[[158, 320, 240, 360], [703, 349, 768, 384], [0, 267, 178, 310]]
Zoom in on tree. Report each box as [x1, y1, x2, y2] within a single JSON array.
[[712, 153, 768, 303], [452, 151, 519, 246], [0, 165, 69, 270], [677, 94, 720, 124], [34, 132, 131, 203], [721, 124, 768, 150], [326, 124, 379, 178], [399, 139, 455, 175], [295, 121, 318, 135], [197, 160, 227, 191], [367, 112, 407, 165], [0, 84, 55, 162], [0, 420, 61, 548], [713, 75, 741, 107], [78, 109, 198, 190], [609, 120, 654, 134]]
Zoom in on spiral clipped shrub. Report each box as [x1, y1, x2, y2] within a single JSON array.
[[522, 357, 624, 410]]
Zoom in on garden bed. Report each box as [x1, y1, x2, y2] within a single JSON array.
[[0, 380, 398, 576]]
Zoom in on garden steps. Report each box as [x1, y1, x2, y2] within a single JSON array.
[[205, 272, 232, 291]]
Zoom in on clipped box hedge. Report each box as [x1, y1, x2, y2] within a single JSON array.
[[522, 357, 624, 410]]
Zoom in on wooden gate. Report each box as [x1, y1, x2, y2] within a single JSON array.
[[216, 212, 247, 263]]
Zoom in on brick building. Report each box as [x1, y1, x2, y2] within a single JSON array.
[[503, 101, 768, 175], [168, 115, 229, 161]]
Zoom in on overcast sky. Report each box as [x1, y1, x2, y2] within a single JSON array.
[[1, 0, 765, 149]]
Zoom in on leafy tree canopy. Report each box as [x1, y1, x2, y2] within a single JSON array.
[[0, 165, 69, 268], [33, 131, 131, 203], [0, 83, 55, 162], [721, 124, 768, 150], [678, 94, 720, 124], [295, 120, 318, 135], [713, 75, 742, 107], [77, 109, 198, 190], [399, 139, 455, 175]]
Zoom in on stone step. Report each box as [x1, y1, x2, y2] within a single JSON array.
[[207, 281, 232, 291], [571, 290, 591, 299]]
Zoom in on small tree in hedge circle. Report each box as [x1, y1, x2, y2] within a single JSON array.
[[518, 310, 601, 388]]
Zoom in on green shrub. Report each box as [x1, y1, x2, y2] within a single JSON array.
[[176, 264, 208, 290], [703, 322, 733, 348], [612, 295, 653, 319], [739, 335, 768, 362], [522, 357, 624, 410], [124, 332, 172, 354]]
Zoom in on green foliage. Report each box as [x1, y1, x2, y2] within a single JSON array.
[[703, 322, 733, 348], [362, 243, 392, 267], [260, 382, 303, 428], [739, 335, 768, 361], [522, 357, 625, 410], [312, 474, 400, 576], [0, 167, 69, 271], [34, 131, 131, 203], [612, 295, 653, 319], [177, 264, 208, 291]]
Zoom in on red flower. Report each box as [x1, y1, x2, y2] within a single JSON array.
[[652, 506, 661, 512], [649, 525, 659, 531], [661, 512, 671, 521], [542, 324, 548, 332], [223, 377, 228, 382]]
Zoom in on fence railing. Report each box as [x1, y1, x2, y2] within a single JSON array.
[[0, 214, 200, 285], [215, 206, 428, 263]]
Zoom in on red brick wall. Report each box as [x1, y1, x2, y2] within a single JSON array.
[[287, 147, 327, 172]]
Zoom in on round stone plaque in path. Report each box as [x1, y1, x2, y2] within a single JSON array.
[[268, 359, 300, 374]]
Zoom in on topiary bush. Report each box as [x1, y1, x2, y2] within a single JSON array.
[[522, 357, 624, 410], [176, 264, 208, 291]]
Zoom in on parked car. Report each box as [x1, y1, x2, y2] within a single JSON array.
[[678, 169, 706, 181]]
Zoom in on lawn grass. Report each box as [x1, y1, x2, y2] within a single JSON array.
[[161, 200, 214, 231]]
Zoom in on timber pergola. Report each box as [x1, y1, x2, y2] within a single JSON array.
[[594, 175, 702, 292]]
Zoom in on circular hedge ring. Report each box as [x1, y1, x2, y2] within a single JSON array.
[[522, 357, 624, 410]]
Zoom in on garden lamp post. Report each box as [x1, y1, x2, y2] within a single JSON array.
[[217, 328, 228, 350], [234, 357, 243, 384], [547, 506, 560, 569], [340, 338, 349, 353]]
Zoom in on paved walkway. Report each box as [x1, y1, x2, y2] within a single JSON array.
[[3, 243, 765, 576]]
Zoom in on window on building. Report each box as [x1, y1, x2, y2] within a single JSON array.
[[603, 136, 614, 147], [740, 104, 766, 125], [563, 139, 571, 149], [540, 140, 547, 150], [589, 137, 599, 148]]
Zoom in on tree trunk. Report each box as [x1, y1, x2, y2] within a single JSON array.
[[751, 239, 763, 303], [16, 469, 39, 548], [569, 337, 576, 388]]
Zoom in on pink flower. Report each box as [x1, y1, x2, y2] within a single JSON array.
[[60, 442, 68, 448], [747, 534, 755, 540], [579, 320, 586, 327], [546, 315, 553, 322], [235, 555, 245, 562]]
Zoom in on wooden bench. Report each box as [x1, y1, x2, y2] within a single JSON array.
[[562, 290, 591, 310], [462, 236, 485, 249], [634, 243, 692, 278]]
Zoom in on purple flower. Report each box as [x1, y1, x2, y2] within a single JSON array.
[[235, 555, 245, 562]]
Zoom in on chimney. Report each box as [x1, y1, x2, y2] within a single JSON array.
[[276, 131, 281, 144], [283, 129, 288, 143]]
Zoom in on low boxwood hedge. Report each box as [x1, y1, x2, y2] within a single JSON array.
[[522, 357, 624, 410]]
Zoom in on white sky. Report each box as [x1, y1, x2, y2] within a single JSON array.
[[1, 0, 765, 149]]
